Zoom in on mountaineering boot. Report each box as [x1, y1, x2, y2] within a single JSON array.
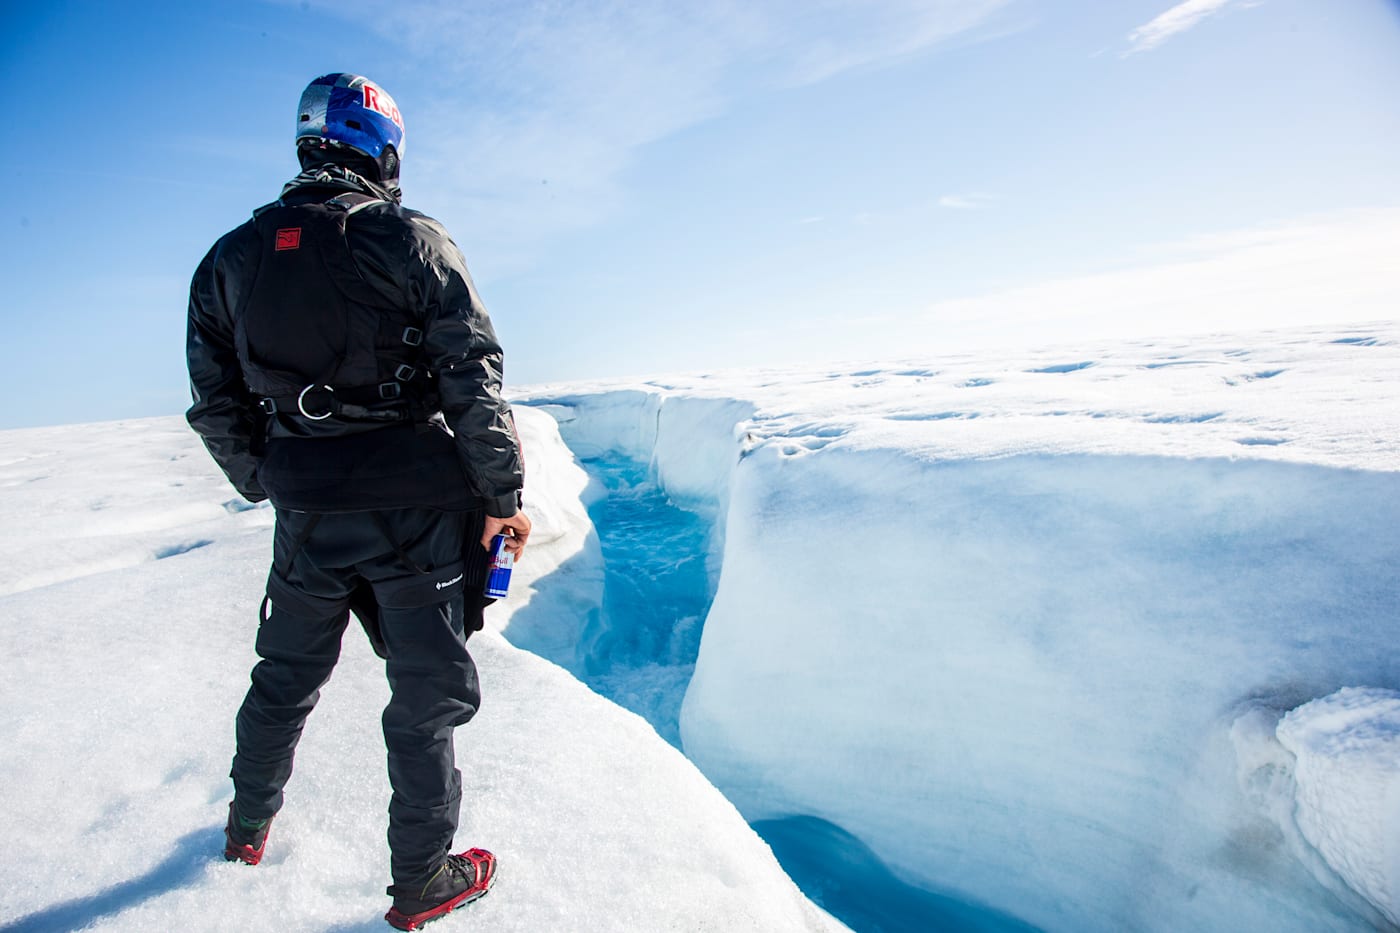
[[384, 848, 496, 930], [223, 802, 274, 865]]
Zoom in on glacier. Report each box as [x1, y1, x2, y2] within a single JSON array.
[[515, 321, 1400, 932], [2, 320, 1397, 931]]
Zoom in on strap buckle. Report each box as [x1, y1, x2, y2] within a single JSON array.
[[394, 364, 417, 382], [259, 398, 278, 415], [402, 326, 423, 347], [296, 384, 335, 421], [378, 382, 403, 400]]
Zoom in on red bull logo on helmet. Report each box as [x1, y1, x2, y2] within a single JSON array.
[[362, 83, 403, 133], [296, 73, 404, 158]]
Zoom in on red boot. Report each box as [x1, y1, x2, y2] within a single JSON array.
[[384, 848, 496, 930], [222, 802, 273, 866]]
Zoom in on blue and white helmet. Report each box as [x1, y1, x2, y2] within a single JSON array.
[[296, 73, 405, 160]]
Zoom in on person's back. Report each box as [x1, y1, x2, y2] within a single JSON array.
[[186, 72, 531, 930]]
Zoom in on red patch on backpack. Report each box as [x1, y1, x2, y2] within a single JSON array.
[[275, 228, 302, 251]]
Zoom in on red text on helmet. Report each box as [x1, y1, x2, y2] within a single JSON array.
[[361, 84, 404, 132]]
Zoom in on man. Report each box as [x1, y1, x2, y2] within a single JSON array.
[[186, 73, 530, 930]]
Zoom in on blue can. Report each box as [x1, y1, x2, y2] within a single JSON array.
[[484, 534, 514, 598]]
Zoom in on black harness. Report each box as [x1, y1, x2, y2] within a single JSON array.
[[234, 191, 433, 426]]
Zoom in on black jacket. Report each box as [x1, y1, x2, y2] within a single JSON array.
[[186, 166, 523, 517]]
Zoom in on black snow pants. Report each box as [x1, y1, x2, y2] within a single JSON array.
[[230, 506, 485, 886]]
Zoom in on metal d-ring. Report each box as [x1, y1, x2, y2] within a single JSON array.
[[297, 384, 335, 421]]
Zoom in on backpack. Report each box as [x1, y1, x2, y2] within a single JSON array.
[[234, 191, 433, 423]]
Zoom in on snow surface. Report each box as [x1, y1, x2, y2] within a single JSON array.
[[0, 411, 843, 932], [516, 321, 1400, 932]]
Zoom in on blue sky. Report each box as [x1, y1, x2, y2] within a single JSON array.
[[1, 0, 1397, 429]]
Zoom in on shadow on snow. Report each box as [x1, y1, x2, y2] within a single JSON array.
[[0, 826, 223, 933]]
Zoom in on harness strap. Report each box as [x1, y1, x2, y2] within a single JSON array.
[[277, 513, 324, 578], [262, 513, 325, 623], [257, 310, 429, 422], [370, 511, 428, 575], [259, 384, 409, 422]]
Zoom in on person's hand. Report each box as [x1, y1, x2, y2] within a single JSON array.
[[481, 510, 532, 559]]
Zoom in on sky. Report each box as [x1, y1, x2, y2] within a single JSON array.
[[1, 0, 1397, 429]]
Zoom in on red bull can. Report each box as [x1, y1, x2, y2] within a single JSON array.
[[484, 534, 514, 598]]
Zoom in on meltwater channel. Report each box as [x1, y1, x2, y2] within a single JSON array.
[[558, 453, 1040, 933]]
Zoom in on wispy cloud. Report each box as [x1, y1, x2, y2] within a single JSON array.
[[1125, 0, 1260, 55], [773, 0, 1018, 85], [284, 0, 1011, 274], [938, 193, 995, 210]]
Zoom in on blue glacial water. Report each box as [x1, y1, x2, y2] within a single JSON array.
[[574, 453, 1040, 933], [575, 455, 712, 748], [753, 817, 1041, 933]]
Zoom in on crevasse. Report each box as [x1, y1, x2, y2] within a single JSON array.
[[513, 386, 1400, 933]]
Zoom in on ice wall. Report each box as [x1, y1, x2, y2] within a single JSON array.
[[1276, 688, 1400, 927], [528, 391, 755, 513], [484, 405, 604, 668], [521, 381, 1400, 933], [684, 443, 1400, 932], [525, 391, 755, 597]]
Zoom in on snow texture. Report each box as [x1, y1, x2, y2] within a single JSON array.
[[517, 321, 1400, 933], [0, 409, 842, 932], [1277, 689, 1400, 927]]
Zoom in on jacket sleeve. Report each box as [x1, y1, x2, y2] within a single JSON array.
[[406, 214, 524, 517], [186, 241, 267, 503]]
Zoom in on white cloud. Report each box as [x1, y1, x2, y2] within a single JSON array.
[[1125, 0, 1259, 55], [906, 208, 1400, 351], [283, 0, 1010, 274]]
